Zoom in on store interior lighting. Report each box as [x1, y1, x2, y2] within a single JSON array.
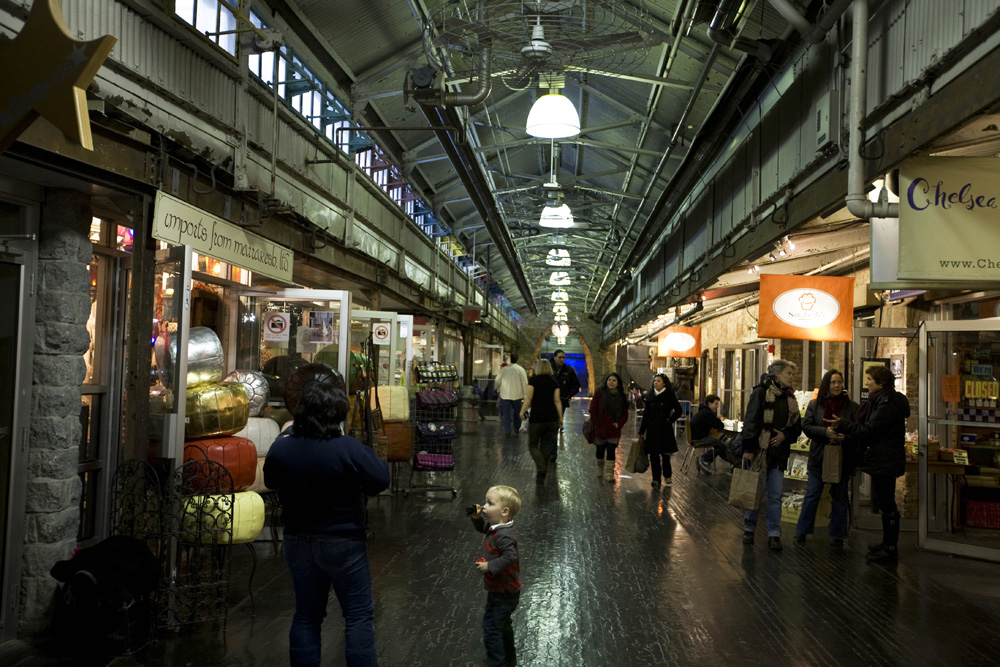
[[526, 93, 581, 139]]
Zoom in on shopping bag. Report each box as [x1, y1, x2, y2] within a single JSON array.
[[822, 443, 842, 483], [582, 419, 595, 444], [728, 455, 763, 510], [627, 437, 649, 474]]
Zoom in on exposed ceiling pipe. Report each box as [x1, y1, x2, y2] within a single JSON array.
[[638, 301, 704, 343], [408, 41, 493, 107], [706, 0, 772, 60], [845, 0, 898, 219], [591, 42, 722, 312], [768, 0, 854, 44]]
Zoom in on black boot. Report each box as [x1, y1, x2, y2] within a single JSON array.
[[868, 512, 899, 562]]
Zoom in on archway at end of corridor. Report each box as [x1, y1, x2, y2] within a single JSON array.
[[530, 325, 595, 397]]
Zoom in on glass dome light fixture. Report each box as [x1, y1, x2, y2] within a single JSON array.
[[551, 289, 569, 301], [549, 271, 571, 285], [526, 93, 580, 139], [552, 323, 570, 338], [539, 203, 574, 228]]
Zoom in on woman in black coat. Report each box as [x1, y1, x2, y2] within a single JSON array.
[[638, 373, 683, 488], [794, 369, 858, 547], [835, 364, 910, 562]]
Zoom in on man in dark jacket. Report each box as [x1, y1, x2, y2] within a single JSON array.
[[692, 395, 726, 474], [548, 349, 581, 461]]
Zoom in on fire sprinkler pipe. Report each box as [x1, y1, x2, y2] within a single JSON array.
[[845, 0, 898, 220]]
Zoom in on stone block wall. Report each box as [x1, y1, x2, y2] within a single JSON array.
[[20, 191, 91, 633]]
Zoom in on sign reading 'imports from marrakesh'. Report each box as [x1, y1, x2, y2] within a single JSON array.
[[152, 191, 293, 283], [899, 157, 1000, 282], [758, 274, 855, 342], [657, 326, 702, 358]]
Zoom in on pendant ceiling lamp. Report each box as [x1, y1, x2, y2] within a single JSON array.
[[539, 203, 574, 228], [526, 92, 580, 139]]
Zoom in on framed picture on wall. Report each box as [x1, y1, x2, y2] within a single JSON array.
[[890, 354, 905, 394]]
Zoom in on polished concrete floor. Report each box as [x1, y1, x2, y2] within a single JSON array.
[[7, 400, 1000, 666]]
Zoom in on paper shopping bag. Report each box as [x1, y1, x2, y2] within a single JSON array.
[[822, 443, 842, 483], [627, 437, 649, 474], [728, 456, 763, 510]]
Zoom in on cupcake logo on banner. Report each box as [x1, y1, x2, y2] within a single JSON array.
[[758, 275, 855, 342]]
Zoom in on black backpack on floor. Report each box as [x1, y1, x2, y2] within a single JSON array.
[[50, 535, 160, 655]]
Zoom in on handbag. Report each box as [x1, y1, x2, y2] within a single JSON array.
[[822, 443, 842, 483], [626, 437, 649, 474], [728, 453, 764, 510], [582, 419, 595, 444]]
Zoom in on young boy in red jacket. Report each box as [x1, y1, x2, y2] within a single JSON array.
[[469, 485, 522, 667]]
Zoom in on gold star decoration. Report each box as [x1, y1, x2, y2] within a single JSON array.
[[0, 0, 117, 153]]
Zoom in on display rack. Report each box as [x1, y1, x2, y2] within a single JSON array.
[[407, 362, 459, 497]]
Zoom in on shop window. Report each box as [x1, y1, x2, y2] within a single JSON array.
[[175, 0, 238, 56]]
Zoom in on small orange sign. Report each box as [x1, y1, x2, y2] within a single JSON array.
[[758, 274, 855, 342], [942, 374, 960, 402], [657, 326, 702, 358]]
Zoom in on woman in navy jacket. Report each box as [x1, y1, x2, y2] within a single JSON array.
[[638, 373, 683, 488], [264, 381, 390, 667]]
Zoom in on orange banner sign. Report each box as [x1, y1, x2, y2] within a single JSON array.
[[758, 275, 855, 342], [657, 326, 702, 358]]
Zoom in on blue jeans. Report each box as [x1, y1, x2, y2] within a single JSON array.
[[284, 533, 377, 667], [795, 471, 850, 539], [499, 399, 523, 435], [483, 591, 519, 667], [744, 466, 785, 537]]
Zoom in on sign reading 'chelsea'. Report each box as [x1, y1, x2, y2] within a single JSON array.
[[772, 289, 841, 329], [899, 157, 1000, 282]]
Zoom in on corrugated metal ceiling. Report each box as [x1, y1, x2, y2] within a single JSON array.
[[272, 0, 798, 315]]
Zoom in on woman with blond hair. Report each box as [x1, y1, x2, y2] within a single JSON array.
[[519, 359, 562, 482]]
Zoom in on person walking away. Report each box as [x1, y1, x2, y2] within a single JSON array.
[[549, 349, 581, 461], [740, 360, 802, 551], [590, 372, 629, 483], [834, 365, 909, 562], [468, 485, 522, 667], [263, 382, 391, 667], [495, 353, 529, 437], [693, 394, 727, 475], [795, 369, 859, 546], [638, 373, 683, 488], [519, 359, 562, 482]]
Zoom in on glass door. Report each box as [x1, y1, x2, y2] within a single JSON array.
[[236, 289, 352, 403], [0, 237, 35, 643], [851, 327, 917, 530], [349, 310, 412, 387], [920, 320, 1000, 562], [717, 344, 767, 421]]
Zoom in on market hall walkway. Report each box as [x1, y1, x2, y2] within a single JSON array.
[[10, 401, 1000, 667]]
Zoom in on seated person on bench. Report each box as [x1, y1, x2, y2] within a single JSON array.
[[692, 395, 726, 474]]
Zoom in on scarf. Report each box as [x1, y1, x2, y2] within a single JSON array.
[[759, 377, 800, 451], [821, 394, 849, 423], [855, 387, 885, 425], [601, 388, 625, 420]]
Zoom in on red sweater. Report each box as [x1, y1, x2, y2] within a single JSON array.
[[471, 516, 521, 593], [589, 389, 629, 440]]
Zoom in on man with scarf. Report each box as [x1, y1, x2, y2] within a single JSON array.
[[739, 360, 802, 551], [834, 364, 909, 563]]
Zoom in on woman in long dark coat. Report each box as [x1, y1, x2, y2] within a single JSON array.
[[835, 364, 909, 562], [638, 373, 683, 488], [795, 369, 858, 546]]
